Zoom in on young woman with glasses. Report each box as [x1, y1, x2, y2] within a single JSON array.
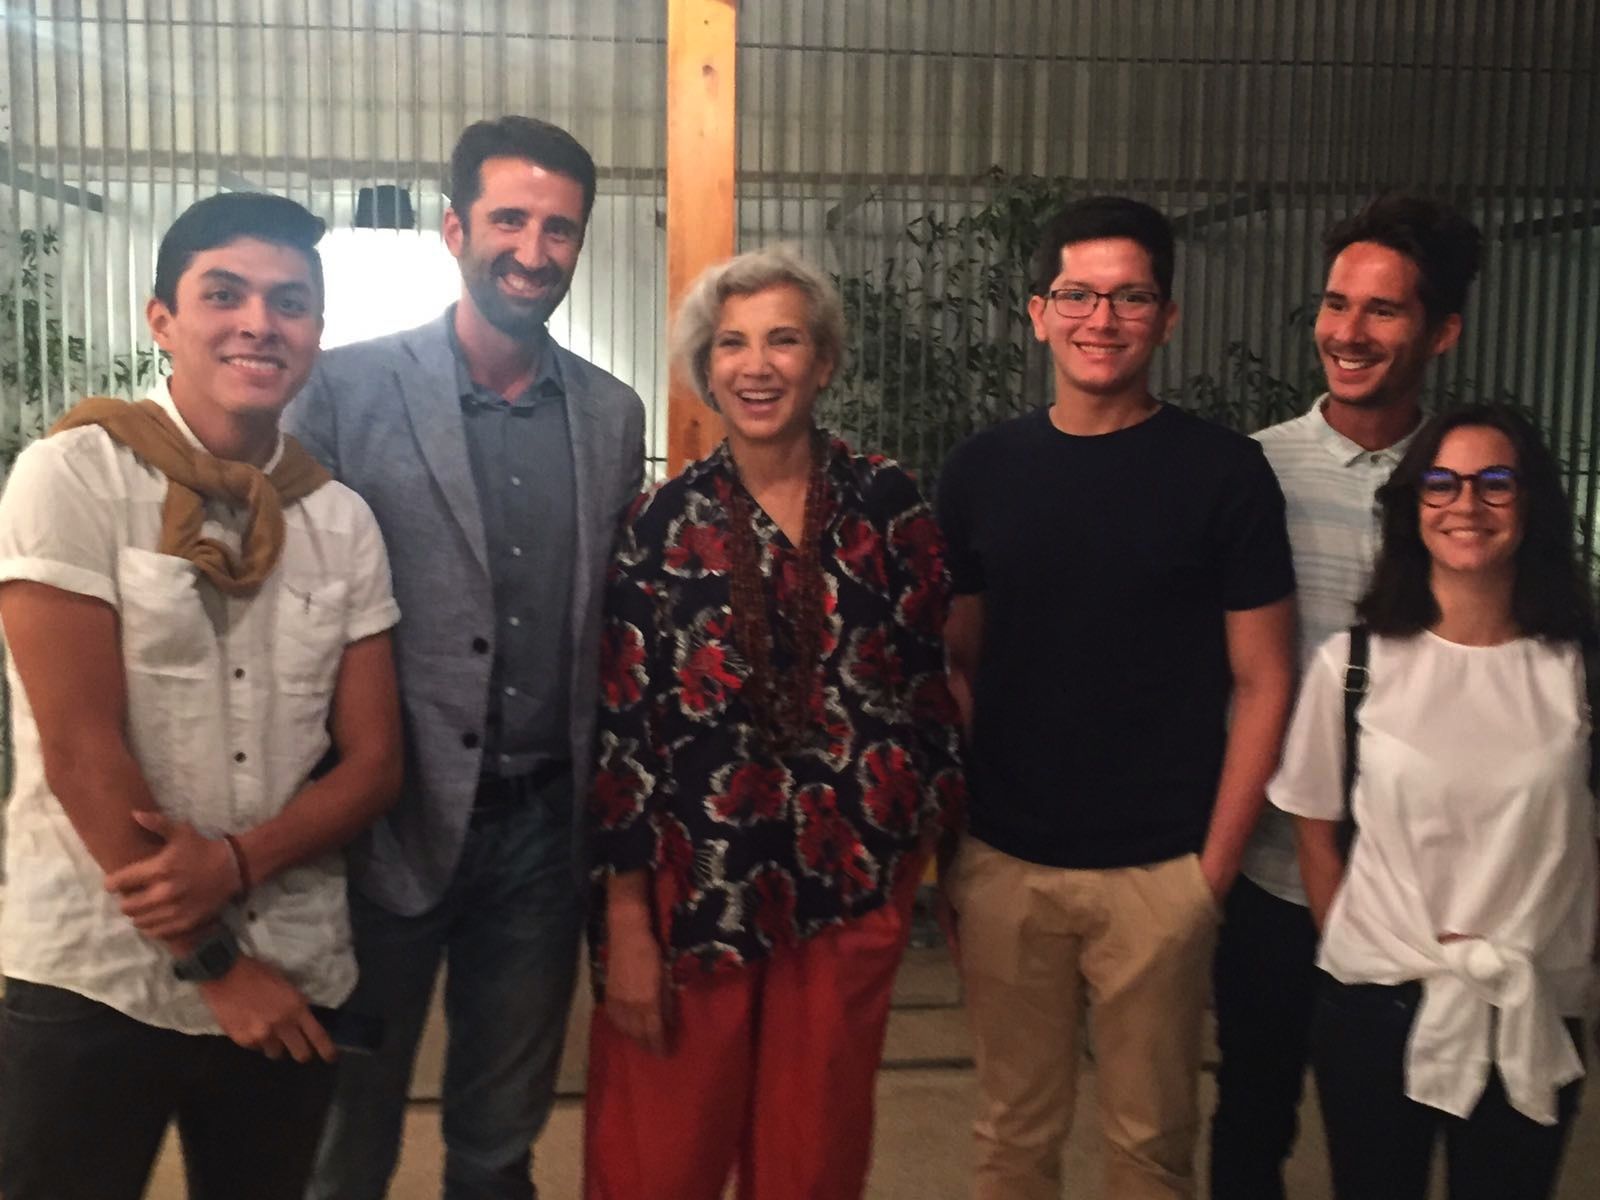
[[1267, 404, 1598, 1199]]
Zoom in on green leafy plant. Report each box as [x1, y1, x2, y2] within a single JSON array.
[[828, 168, 1334, 482], [0, 225, 164, 469], [827, 168, 1068, 482], [1160, 298, 1326, 433]]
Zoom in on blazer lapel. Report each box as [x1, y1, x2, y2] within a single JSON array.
[[398, 316, 490, 574], [559, 344, 607, 651]]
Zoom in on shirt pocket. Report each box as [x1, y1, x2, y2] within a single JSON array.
[[275, 579, 348, 698], [243, 856, 355, 1000], [115, 547, 220, 812], [116, 547, 213, 679]]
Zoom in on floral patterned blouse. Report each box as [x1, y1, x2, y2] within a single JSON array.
[[590, 437, 966, 989]]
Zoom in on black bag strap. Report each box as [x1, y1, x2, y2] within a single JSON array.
[[1583, 640, 1600, 796], [1340, 624, 1371, 832]]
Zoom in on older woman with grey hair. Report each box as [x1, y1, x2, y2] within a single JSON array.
[[582, 247, 966, 1200]]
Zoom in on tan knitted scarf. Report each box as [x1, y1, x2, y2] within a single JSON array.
[[51, 396, 331, 596]]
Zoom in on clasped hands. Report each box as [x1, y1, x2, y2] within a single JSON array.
[[104, 810, 335, 1064], [104, 810, 243, 939]]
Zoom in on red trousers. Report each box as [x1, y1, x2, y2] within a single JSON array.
[[583, 868, 921, 1200]]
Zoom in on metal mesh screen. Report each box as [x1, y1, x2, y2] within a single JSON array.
[[1, 0, 670, 473], [734, 0, 1600, 554], [7, 2, 1595, 519]]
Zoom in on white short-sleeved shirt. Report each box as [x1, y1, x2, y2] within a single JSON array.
[[0, 380, 400, 1034], [1270, 629, 1598, 1124], [1244, 398, 1418, 903]]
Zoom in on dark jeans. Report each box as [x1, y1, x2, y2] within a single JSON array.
[[308, 775, 582, 1200], [0, 978, 336, 1200], [1210, 875, 1320, 1200], [1310, 974, 1585, 1200]]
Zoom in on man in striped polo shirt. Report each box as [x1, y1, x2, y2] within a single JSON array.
[[1209, 194, 1483, 1200]]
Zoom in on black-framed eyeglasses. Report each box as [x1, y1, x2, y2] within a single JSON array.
[[1043, 286, 1163, 320], [1418, 465, 1520, 507]]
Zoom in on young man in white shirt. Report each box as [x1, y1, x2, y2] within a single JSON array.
[[1209, 194, 1481, 1200], [0, 192, 402, 1200]]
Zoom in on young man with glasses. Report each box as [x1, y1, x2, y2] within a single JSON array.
[[937, 195, 1296, 1200], [1210, 194, 1481, 1200]]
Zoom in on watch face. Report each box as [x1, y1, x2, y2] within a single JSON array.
[[197, 939, 235, 976], [174, 928, 240, 982]]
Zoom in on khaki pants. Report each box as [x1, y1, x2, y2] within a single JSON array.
[[948, 836, 1221, 1200]]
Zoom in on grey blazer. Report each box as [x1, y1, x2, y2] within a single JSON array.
[[283, 314, 646, 915]]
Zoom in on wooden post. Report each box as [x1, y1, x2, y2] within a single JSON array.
[[665, 0, 736, 472]]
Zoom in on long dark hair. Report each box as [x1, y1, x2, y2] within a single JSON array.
[[1358, 405, 1597, 645]]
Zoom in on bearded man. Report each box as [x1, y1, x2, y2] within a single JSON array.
[[285, 116, 646, 1200]]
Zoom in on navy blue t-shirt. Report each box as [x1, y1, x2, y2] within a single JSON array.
[[936, 404, 1294, 869]]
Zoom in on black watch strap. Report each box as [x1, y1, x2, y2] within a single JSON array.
[[171, 926, 241, 983]]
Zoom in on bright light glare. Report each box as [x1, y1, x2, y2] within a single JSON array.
[[320, 228, 461, 348]]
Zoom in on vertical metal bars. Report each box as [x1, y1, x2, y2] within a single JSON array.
[[1, 2, 1597, 558], [0, 0, 668, 470], [729, 0, 1599, 540]]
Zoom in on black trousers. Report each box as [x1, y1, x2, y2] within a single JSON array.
[[0, 978, 337, 1200], [1310, 974, 1585, 1200], [1210, 875, 1321, 1200]]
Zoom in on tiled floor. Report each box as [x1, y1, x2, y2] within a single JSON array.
[[143, 946, 1600, 1198]]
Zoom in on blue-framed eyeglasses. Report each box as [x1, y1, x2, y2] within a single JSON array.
[[1418, 465, 1519, 507]]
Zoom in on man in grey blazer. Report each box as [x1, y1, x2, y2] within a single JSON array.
[[285, 117, 645, 1200]]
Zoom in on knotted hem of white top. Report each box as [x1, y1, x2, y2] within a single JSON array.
[[1405, 939, 1584, 1126]]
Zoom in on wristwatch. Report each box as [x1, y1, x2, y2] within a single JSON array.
[[171, 926, 241, 983]]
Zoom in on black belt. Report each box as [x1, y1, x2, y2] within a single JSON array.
[[470, 759, 572, 825]]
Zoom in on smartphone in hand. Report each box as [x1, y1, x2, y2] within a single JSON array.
[[309, 1005, 385, 1055]]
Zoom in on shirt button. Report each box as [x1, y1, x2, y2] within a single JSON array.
[[233, 667, 246, 680], [246, 910, 259, 923], [472, 637, 489, 653], [233, 751, 247, 764], [510, 546, 523, 557], [510, 475, 522, 487], [504, 685, 517, 696], [461, 732, 480, 749], [508, 616, 521, 628]]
